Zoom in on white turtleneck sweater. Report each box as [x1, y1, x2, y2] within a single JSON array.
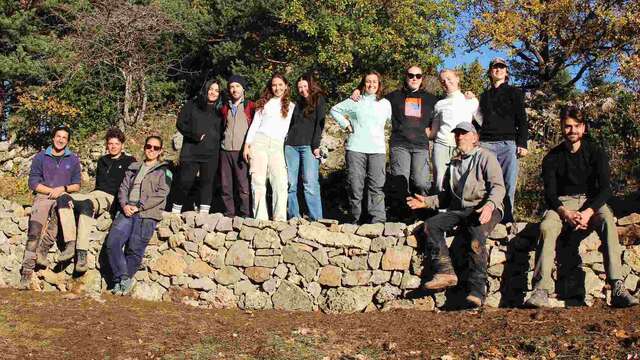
[[245, 97, 295, 144], [431, 90, 480, 147]]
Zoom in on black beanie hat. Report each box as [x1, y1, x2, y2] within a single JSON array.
[[227, 75, 247, 90]]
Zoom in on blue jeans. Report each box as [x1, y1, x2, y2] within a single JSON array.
[[105, 213, 158, 282], [480, 140, 518, 223], [285, 145, 323, 220]]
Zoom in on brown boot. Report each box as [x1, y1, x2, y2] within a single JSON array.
[[75, 250, 88, 273], [423, 273, 458, 291], [466, 294, 483, 308], [58, 241, 76, 262]]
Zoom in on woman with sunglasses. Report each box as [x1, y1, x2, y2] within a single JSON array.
[[243, 73, 295, 221], [171, 78, 223, 215], [106, 135, 172, 296], [331, 70, 392, 224], [285, 73, 326, 221]]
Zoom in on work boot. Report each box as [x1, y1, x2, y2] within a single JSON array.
[[19, 272, 31, 290], [75, 250, 88, 273], [466, 294, 483, 309], [423, 273, 458, 291], [611, 280, 639, 308], [119, 278, 137, 296], [58, 241, 76, 262], [35, 246, 50, 268], [524, 288, 550, 308], [111, 282, 122, 295]]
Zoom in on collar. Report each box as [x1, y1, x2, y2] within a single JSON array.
[[446, 90, 463, 99], [45, 146, 72, 157]]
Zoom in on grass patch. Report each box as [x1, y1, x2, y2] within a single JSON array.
[[254, 333, 326, 360], [163, 336, 224, 360]]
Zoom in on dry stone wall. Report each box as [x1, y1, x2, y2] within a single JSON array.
[[1, 197, 640, 312]]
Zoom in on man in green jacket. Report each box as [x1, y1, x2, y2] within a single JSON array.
[[407, 122, 505, 308]]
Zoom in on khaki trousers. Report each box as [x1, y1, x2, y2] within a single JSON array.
[[70, 191, 114, 250], [533, 195, 623, 291], [249, 134, 288, 221]]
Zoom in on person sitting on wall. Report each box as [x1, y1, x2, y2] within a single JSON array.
[[407, 122, 505, 308], [524, 105, 638, 308], [20, 125, 81, 289]]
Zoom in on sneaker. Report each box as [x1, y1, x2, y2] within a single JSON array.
[[423, 273, 458, 291], [19, 272, 31, 290], [35, 247, 50, 268], [119, 278, 137, 296], [75, 250, 88, 273], [466, 294, 483, 308], [110, 282, 122, 295], [58, 241, 76, 262], [611, 280, 639, 308], [524, 288, 550, 308]]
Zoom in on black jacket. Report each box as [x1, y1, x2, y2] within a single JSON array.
[[386, 88, 438, 148], [478, 83, 528, 148], [177, 101, 223, 162], [542, 137, 611, 212], [95, 153, 136, 207], [286, 95, 326, 149]]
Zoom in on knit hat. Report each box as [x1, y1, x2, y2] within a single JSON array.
[[227, 75, 247, 90]]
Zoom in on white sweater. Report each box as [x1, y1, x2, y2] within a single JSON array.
[[245, 97, 295, 144], [431, 90, 480, 147]]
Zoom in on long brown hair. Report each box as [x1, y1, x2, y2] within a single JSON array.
[[357, 70, 385, 101], [297, 73, 325, 118], [256, 73, 291, 118]]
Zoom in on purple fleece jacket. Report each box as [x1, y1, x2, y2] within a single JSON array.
[[28, 146, 81, 191]]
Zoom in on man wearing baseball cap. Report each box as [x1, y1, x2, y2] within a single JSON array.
[[407, 121, 505, 308], [470, 57, 529, 224]]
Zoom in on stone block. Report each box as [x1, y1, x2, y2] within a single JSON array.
[[343, 270, 371, 286], [400, 272, 421, 289], [619, 213, 640, 226], [254, 228, 280, 248], [368, 252, 382, 270], [239, 226, 259, 241], [189, 277, 216, 291], [272, 280, 313, 311], [149, 251, 187, 276], [225, 241, 255, 267], [370, 237, 397, 252], [370, 270, 391, 285], [214, 266, 242, 285], [245, 266, 272, 283], [381, 246, 413, 270], [204, 232, 225, 249], [254, 256, 280, 268], [185, 260, 215, 277], [356, 223, 384, 238], [215, 217, 233, 232], [320, 287, 375, 313], [311, 248, 329, 266], [383, 222, 406, 237], [318, 265, 342, 287]]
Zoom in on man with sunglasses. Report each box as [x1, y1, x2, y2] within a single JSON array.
[[473, 58, 529, 224], [351, 66, 438, 220]]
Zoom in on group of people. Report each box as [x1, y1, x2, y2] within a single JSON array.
[[17, 58, 639, 310]]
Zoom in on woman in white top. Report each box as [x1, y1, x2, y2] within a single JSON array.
[[430, 69, 480, 191], [243, 73, 295, 220]]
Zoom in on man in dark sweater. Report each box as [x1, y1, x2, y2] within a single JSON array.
[[63, 128, 135, 272], [525, 106, 637, 308], [475, 58, 528, 223]]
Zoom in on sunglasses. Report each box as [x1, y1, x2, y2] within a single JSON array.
[[491, 64, 507, 69], [144, 144, 162, 151], [406, 73, 423, 79]]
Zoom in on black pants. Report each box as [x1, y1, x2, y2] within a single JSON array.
[[422, 207, 501, 298], [175, 155, 219, 209]]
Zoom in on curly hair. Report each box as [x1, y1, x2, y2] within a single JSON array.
[[256, 73, 291, 118], [105, 127, 125, 143], [297, 73, 326, 118], [357, 70, 385, 101]]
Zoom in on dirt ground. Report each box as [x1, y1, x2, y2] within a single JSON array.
[[0, 288, 639, 359]]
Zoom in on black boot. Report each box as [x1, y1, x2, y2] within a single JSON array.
[[58, 241, 76, 262]]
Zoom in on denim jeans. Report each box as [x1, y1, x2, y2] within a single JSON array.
[[480, 140, 518, 222], [346, 150, 386, 223], [105, 213, 157, 282], [422, 207, 502, 299], [285, 145, 323, 220], [432, 142, 457, 191]]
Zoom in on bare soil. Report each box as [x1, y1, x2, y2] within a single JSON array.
[[1, 289, 639, 359]]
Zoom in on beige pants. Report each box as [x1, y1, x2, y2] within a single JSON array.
[[533, 195, 623, 292], [69, 191, 114, 250], [249, 134, 288, 221]]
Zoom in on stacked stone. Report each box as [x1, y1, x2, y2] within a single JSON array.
[[1, 197, 640, 313], [0, 141, 37, 177]]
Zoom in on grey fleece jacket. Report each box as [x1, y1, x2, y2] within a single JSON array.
[[118, 161, 172, 221], [426, 146, 505, 213]]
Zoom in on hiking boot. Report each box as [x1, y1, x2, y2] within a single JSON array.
[[466, 294, 483, 308], [35, 246, 50, 268], [58, 241, 76, 262], [119, 278, 137, 296], [524, 289, 550, 308], [19, 272, 31, 290], [611, 280, 639, 308], [75, 250, 88, 273], [423, 273, 458, 291]]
